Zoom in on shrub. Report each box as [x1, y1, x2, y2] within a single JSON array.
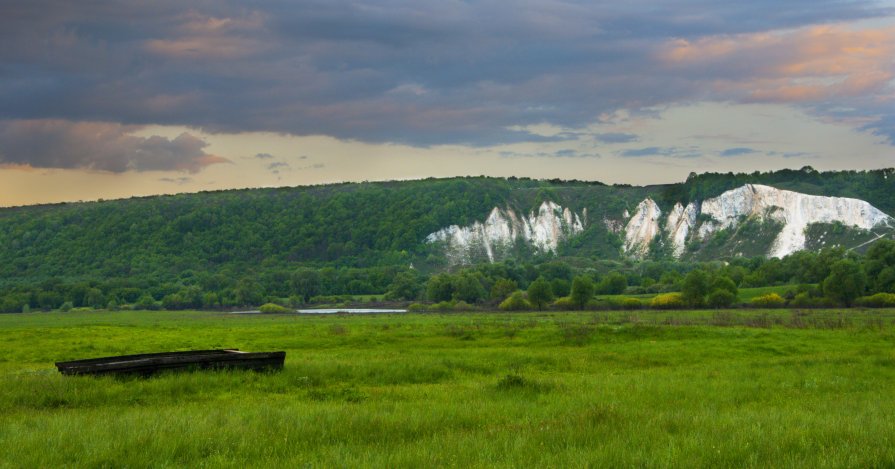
[[432, 301, 456, 312], [597, 272, 628, 294], [751, 293, 786, 308], [527, 277, 554, 310], [452, 300, 474, 311], [608, 297, 643, 310], [570, 275, 595, 308], [650, 293, 685, 310], [552, 296, 576, 310], [59, 301, 74, 312], [712, 276, 738, 297], [854, 293, 895, 308], [823, 259, 866, 306], [788, 292, 835, 308], [682, 270, 710, 307], [499, 291, 530, 311], [789, 292, 814, 308], [407, 303, 427, 312], [135, 294, 160, 311], [259, 303, 293, 313], [706, 289, 736, 308], [490, 278, 518, 302]]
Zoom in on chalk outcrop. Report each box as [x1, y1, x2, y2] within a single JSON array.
[[427, 184, 892, 263], [696, 184, 891, 257], [665, 202, 699, 257], [426, 201, 585, 263], [623, 198, 662, 257], [623, 184, 892, 259]]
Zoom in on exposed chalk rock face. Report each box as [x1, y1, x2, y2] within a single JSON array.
[[426, 201, 585, 263], [623, 198, 662, 257], [623, 184, 892, 259], [603, 216, 624, 234], [666, 202, 699, 257], [697, 184, 892, 257]]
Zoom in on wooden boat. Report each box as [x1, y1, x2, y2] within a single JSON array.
[[55, 349, 286, 376]]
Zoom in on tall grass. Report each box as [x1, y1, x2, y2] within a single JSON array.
[[1, 309, 894, 467]]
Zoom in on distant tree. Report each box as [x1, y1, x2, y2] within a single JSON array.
[[527, 277, 554, 311], [426, 273, 454, 303], [598, 272, 627, 294], [202, 292, 220, 309], [452, 273, 486, 303], [135, 294, 159, 311], [234, 278, 263, 306], [570, 275, 595, 309], [550, 278, 571, 297], [37, 291, 62, 311], [865, 240, 895, 293], [490, 278, 518, 302], [499, 291, 530, 311], [706, 290, 735, 308], [711, 276, 738, 297], [291, 268, 321, 302], [385, 272, 422, 301], [681, 270, 710, 307], [823, 259, 866, 306], [659, 270, 683, 288]]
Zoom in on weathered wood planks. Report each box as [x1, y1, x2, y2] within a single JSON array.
[[55, 349, 286, 376]]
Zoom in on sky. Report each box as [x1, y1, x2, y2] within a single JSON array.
[[1, 1, 895, 206]]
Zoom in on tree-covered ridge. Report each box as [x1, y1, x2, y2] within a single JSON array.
[[0, 168, 892, 290], [661, 167, 895, 213], [0, 177, 637, 283]]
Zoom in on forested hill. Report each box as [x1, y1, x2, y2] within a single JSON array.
[[0, 177, 643, 282], [0, 168, 893, 286]]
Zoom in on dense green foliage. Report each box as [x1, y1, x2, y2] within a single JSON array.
[[1, 169, 894, 312], [665, 166, 895, 213], [4, 309, 895, 467]]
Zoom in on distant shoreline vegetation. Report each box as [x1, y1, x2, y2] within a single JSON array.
[[0, 168, 893, 313]]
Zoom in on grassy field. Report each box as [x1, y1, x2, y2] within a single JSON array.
[[2, 309, 895, 467]]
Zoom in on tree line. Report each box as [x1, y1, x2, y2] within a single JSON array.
[[3, 240, 894, 313]]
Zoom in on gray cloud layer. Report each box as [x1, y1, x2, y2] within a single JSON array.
[[0, 0, 893, 154], [0, 120, 227, 172]]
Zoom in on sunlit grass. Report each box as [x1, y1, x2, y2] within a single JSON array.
[[1, 309, 894, 467]]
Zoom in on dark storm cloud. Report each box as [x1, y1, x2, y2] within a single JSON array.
[[0, 0, 893, 154], [0, 120, 228, 172]]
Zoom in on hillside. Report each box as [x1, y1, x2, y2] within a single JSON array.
[[0, 168, 893, 288]]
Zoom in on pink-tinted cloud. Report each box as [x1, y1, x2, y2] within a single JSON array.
[[661, 25, 895, 103]]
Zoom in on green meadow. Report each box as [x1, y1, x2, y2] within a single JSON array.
[[2, 309, 895, 468]]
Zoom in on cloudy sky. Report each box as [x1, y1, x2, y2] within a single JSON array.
[[1, 0, 894, 206]]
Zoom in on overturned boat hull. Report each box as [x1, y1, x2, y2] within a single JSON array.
[[55, 349, 286, 376]]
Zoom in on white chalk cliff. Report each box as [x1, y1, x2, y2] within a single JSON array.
[[665, 202, 699, 257], [623, 198, 662, 257], [623, 184, 893, 259], [426, 201, 585, 263]]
